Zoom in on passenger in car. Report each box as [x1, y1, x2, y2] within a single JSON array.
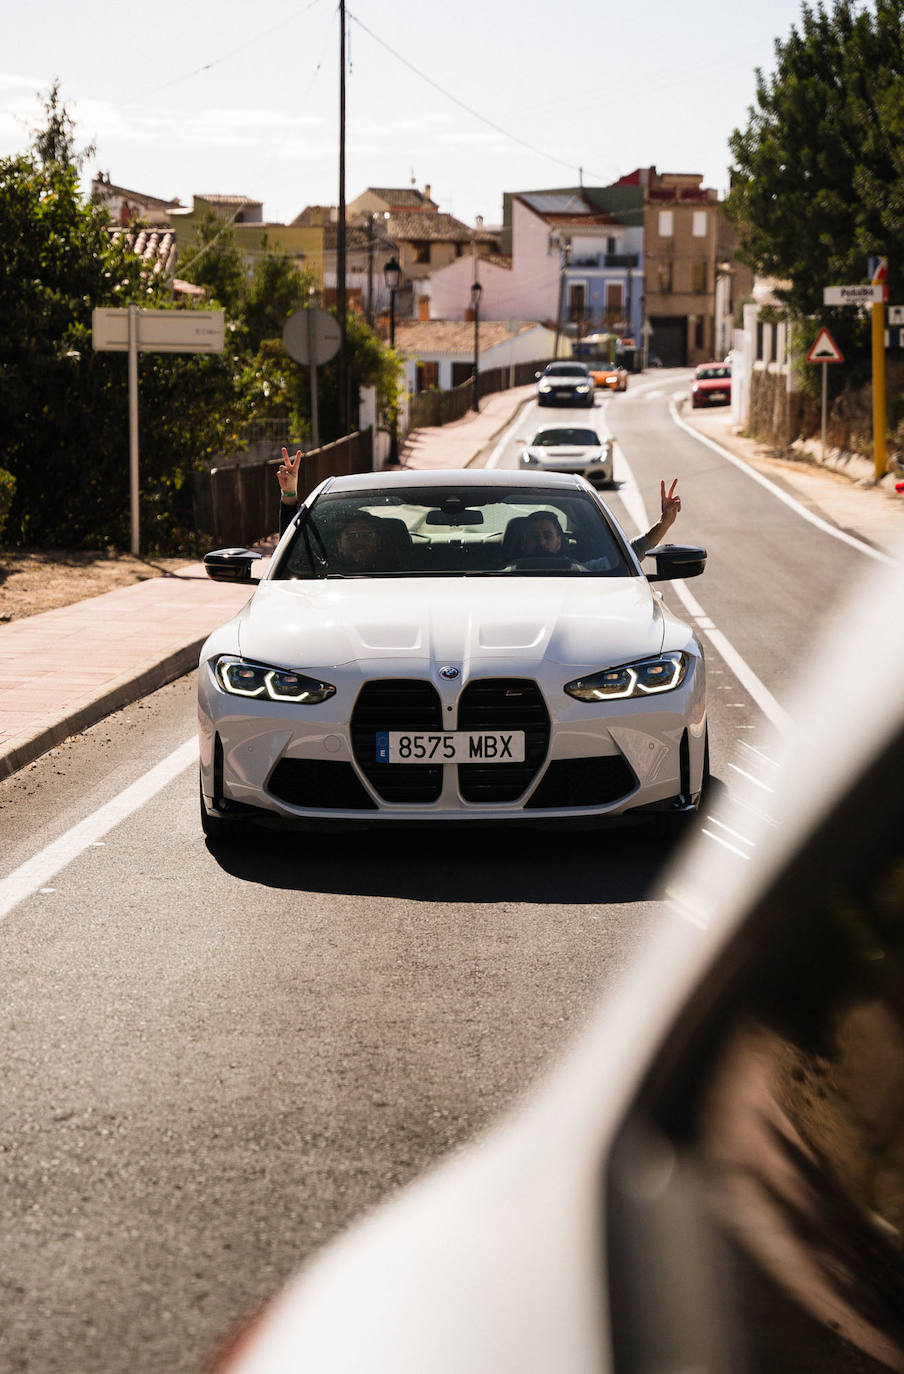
[[515, 479, 681, 563]]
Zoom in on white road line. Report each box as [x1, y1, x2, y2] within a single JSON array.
[[0, 737, 198, 922], [700, 828, 752, 860], [485, 398, 537, 468], [615, 444, 792, 732], [669, 397, 895, 565]]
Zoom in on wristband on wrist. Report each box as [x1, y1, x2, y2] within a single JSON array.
[[281, 489, 297, 500]]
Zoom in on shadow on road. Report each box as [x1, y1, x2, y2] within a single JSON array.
[[208, 815, 696, 904]]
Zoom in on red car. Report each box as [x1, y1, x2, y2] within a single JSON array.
[[691, 362, 731, 407]]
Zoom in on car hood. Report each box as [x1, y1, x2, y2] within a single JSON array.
[[233, 576, 664, 670]]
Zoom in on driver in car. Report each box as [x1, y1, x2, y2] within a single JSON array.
[[518, 479, 682, 562]]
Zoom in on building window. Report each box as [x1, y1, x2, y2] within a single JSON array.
[[413, 242, 430, 264], [567, 282, 587, 323], [657, 262, 673, 293], [692, 261, 707, 293], [607, 236, 617, 254], [605, 281, 623, 311], [695, 317, 705, 350], [692, 210, 708, 238], [658, 210, 673, 237]]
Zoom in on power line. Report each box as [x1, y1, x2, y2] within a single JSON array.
[[346, 9, 615, 184]]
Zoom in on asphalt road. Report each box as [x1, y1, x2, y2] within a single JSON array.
[[0, 372, 886, 1373]]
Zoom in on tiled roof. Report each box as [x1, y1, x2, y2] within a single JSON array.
[[394, 320, 540, 354], [91, 176, 178, 211], [196, 194, 262, 208], [110, 227, 177, 278], [368, 187, 437, 209], [322, 222, 396, 253], [388, 212, 492, 243]]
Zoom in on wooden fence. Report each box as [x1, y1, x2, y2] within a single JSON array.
[[198, 429, 373, 548], [408, 358, 553, 429]]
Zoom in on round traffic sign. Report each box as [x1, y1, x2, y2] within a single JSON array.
[[282, 308, 342, 366]]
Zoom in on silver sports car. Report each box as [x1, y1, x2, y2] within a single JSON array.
[[198, 470, 707, 839], [519, 425, 615, 486]]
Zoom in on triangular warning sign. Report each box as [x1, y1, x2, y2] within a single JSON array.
[[808, 327, 844, 363]]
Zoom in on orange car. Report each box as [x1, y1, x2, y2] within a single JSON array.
[[587, 361, 628, 392]]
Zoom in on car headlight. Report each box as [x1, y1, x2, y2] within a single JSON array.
[[521, 451, 539, 465], [564, 652, 690, 701], [576, 384, 591, 392], [538, 382, 552, 392], [215, 656, 336, 703]]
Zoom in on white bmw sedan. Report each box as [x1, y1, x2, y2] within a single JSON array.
[[519, 424, 615, 486], [198, 470, 707, 840]]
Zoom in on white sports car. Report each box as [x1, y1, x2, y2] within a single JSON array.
[[519, 424, 615, 486], [198, 470, 707, 839]]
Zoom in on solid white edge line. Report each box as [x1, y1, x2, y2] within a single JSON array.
[[485, 398, 538, 468], [669, 396, 895, 566], [0, 737, 199, 922], [614, 440, 792, 733]]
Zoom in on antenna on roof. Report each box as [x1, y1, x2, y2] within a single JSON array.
[[410, 169, 416, 186]]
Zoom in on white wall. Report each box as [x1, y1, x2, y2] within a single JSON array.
[[428, 200, 559, 323]]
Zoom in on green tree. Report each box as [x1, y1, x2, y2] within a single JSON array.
[[726, 0, 904, 319], [242, 241, 314, 352], [176, 208, 246, 315]]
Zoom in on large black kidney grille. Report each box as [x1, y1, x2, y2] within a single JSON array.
[[351, 679, 444, 803], [457, 679, 550, 803]]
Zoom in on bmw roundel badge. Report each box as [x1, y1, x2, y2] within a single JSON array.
[[439, 665, 460, 681]]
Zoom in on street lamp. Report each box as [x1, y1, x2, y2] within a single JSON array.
[[383, 256, 402, 465], [470, 278, 483, 412]]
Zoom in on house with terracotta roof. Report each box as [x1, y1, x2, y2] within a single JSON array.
[[296, 186, 498, 319], [392, 319, 556, 393], [426, 191, 643, 343]]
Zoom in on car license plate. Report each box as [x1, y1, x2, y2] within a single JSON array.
[[376, 731, 525, 763]]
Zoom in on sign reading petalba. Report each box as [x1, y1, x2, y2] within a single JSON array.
[[823, 284, 884, 305]]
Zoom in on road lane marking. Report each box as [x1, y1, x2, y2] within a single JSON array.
[[669, 397, 895, 566], [485, 398, 537, 468], [615, 446, 792, 732], [0, 737, 198, 922]]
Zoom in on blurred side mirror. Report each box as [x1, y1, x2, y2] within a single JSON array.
[[646, 543, 706, 581], [203, 548, 262, 582]]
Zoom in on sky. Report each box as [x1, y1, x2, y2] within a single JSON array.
[[1, 0, 815, 228]]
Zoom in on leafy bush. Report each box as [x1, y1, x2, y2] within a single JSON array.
[[0, 466, 15, 540]]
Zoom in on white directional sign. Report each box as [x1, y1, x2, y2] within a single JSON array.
[[92, 307, 225, 353], [807, 327, 844, 363], [823, 284, 883, 306], [888, 305, 904, 325]]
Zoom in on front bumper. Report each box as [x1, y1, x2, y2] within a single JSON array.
[[198, 656, 706, 829]]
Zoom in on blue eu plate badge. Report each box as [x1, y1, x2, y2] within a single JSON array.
[[376, 731, 390, 763]]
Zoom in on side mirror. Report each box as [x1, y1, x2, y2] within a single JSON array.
[[203, 547, 262, 582], [646, 543, 706, 581]]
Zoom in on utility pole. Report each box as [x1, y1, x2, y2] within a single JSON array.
[[366, 214, 375, 326], [336, 0, 347, 435]]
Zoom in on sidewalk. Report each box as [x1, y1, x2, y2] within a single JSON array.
[[1, 383, 900, 780], [0, 387, 532, 780]]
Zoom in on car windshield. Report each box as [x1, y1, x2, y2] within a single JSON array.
[[696, 366, 730, 379], [272, 484, 633, 580], [532, 429, 599, 446], [543, 363, 589, 376]]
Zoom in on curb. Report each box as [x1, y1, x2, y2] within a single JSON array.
[[0, 637, 205, 781]]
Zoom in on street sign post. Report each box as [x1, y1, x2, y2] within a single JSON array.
[[92, 306, 226, 555], [282, 308, 341, 450], [821, 274, 890, 480], [869, 258, 888, 480], [807, 328, 844, 463], [823, 284, 884, 305]]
